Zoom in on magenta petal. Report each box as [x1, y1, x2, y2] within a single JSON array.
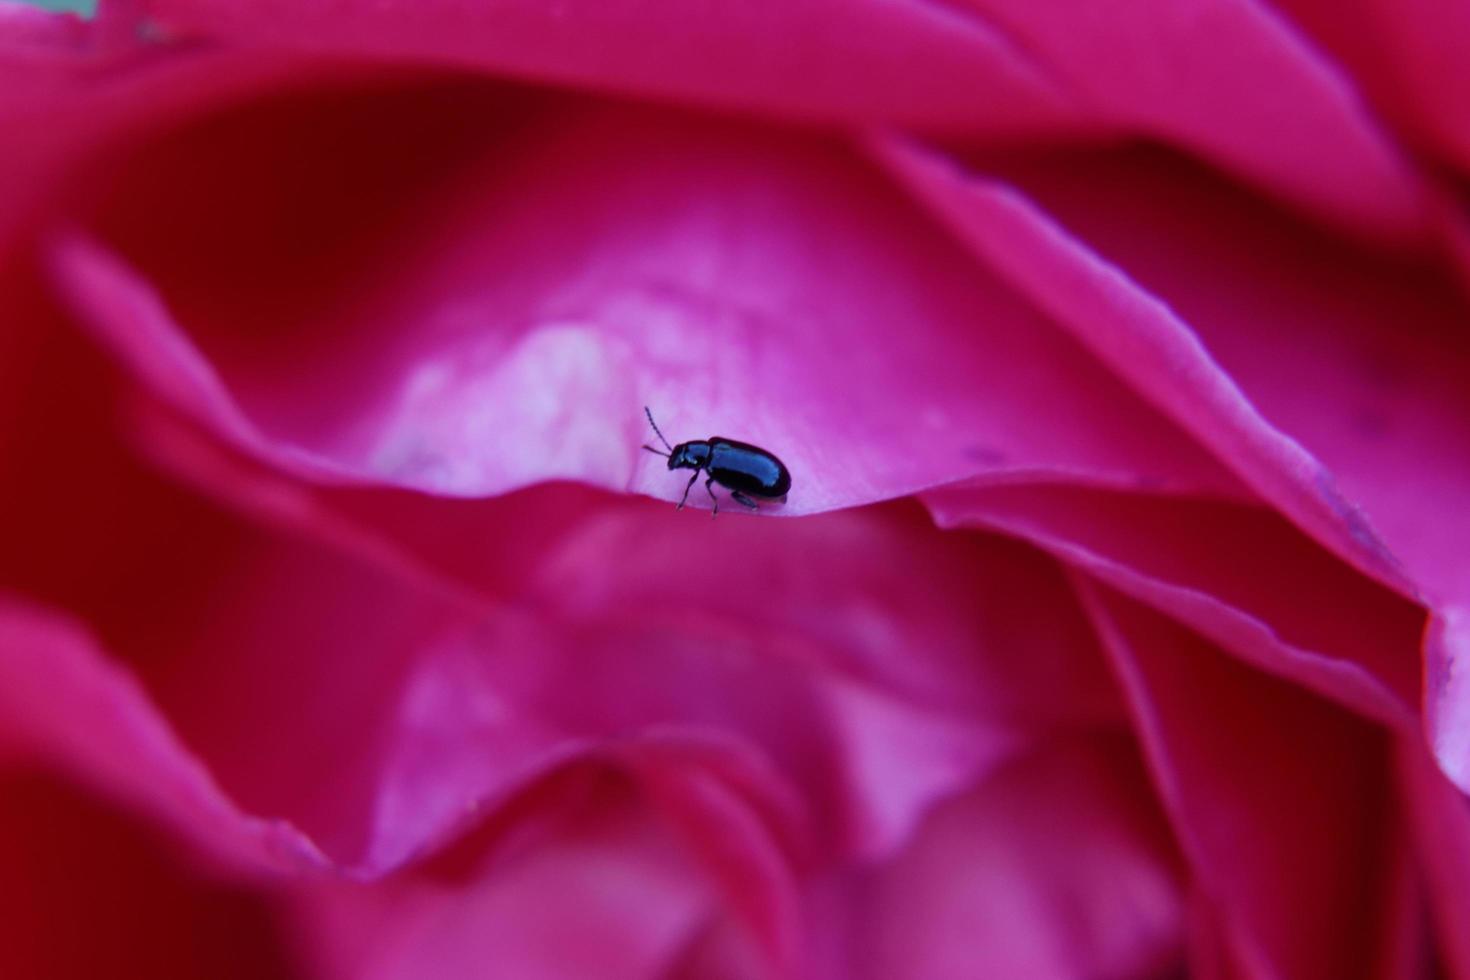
[[876, 137, 1416, 596], [926, 483, 1425, 728], [0, 772, 300, 979], [1275, 0, 1470, 177], [136, 0, 1087, 134], [1082, 582, 1397, 979], [291, 769, 726, 980], [965, 0, 1428, 236], [136, 0, 1428, 235], [0, 597, 328, 872], [1, 297, 1108, 882], [1360, 0, 1470, 174], [822, 737, 1183, 979], [892, 140, 1470, 788], [1183, 889, 1253, 980], [52, 95, 1241, 512], [124, 402, 1115, 862], [1400, 737, 1470, 977]]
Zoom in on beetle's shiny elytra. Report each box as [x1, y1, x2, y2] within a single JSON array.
[[642, 406, 792, 517]]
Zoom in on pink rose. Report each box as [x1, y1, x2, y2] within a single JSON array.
[[4, 0, 1470, 976]]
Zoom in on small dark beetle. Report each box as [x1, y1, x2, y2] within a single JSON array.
[[642, 406, 791, 517]]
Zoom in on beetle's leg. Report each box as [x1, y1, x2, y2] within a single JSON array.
[[705, 477, 719, 518], [730, 490, 760, 511], [676, 470, 698, 510]]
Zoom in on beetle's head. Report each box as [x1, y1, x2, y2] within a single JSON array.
[[669, 441, 711, 470]]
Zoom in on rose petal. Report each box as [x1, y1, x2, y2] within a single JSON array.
[[1, 311, 1077, 875], [810, 736, 1184, 979], [0, 598, 328, 873], [953, 143, 1470, 604], [289, 766, 729, 980], [0, 771, 301, 979], [978, 0, 1428, 236], [1081, 581, 1397, 979], [132, 0, 1426, 236], [124, 395, 1123, 741], [926, 482, 1425, 728], [896, 139, 1470, 789], [126, 397, 1110, 860], [1400, 737, 1470, 977], [875, 136, 1417, 597], [1273, 0, 1470, 176], [1183, 888, 1252, 980], [134, 0, 1089, 135], [52, 89, 1242, 512], [1425, 609, 1470, 796], [0, 4, 323, 245]]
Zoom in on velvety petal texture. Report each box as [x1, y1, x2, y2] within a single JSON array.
[[132, 0, 1429, 236], [51, 87, 1242, 511], [4, 1, 1470, 978]]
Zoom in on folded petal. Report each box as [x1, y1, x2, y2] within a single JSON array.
[[1082, 581, 1399, 979], [0, 599, 328, 872], [875, 137, 1417, 597], [889, 139, 1470, 791], [926, 482, 1425, 727]]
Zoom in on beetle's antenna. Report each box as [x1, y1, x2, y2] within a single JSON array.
[[644, 406, 674, 453], [642, 444, 669, 458]]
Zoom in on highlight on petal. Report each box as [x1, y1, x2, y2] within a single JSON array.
[[1425, 609, 1470, 793], [50, 84, 1242, 515], [1081, 582, 1399, 979]]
